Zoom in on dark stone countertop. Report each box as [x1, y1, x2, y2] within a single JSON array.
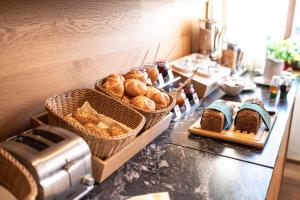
[[85, 72, 299, 200]]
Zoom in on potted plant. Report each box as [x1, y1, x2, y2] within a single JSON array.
[[263, 41, 285, 82], [266, 40, 300, 70]]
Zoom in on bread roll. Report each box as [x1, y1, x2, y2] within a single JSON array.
[[146, 67, 159, 83], [122, 95, 131, 104], [130, 96, 156, 111], [125, 79, 147, 97], [107, 73, 125, 84], [103, 74, 125, 98], [125, 69, 147, 83], [146, 87, 170, 109]]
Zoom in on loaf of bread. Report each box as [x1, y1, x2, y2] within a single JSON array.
[[146, 66, 159, 83], [103, 74, 125, 98], [125, 79, 147, 97], [125, 69, 147, 83], [235, 98, 264, 133], [146, 87, 170, 109], [200, 101, 234, 132], [130, 96, 156, 111]]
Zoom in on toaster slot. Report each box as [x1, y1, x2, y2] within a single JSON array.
[[15, 135, 49, 151], [32, 129, 64, 143]]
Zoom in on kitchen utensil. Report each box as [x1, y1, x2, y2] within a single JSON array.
[[1, 125, 94, 200]]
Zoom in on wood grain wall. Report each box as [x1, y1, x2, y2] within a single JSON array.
[[0, 0, 204, 140]]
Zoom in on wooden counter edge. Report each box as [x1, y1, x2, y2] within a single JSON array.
[[266, 103, 294, 200]]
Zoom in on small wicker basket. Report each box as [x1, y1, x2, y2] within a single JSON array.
[[95, 78, 175, 130], [45, 88, 145, 159], [0, 148, 38, 200]]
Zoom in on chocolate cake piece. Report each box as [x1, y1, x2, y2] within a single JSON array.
[[235, 98, 265, 133]]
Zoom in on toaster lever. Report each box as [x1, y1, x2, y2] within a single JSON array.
[[81, 175, 95, 186], [64, 160, 80, 188]]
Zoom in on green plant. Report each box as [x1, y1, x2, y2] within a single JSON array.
[[266, 40, 300, 63]]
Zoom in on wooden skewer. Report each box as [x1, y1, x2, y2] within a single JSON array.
[[153, 42, 160, 64], [165, 44, 176, 61], [139, 49, 149, 70]]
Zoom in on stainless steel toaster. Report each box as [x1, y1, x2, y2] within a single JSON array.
[[1, 125, 94, 200]]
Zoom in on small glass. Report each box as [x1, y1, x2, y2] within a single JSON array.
[[269, 75, 280, 98]]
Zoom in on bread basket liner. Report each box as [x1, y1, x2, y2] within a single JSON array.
[[0, 148, 38, 200], [95, 78, 176, 130], [45, 88, 146, 159]]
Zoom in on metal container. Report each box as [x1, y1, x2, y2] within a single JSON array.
[[198, 19, 226, 58], [0, 125, 94, 200]]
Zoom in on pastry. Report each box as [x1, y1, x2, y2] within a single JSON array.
[[146, 66, 159, 83], [110, 125, 126, 136], [124, 79, 147, 97], [72, 111, 100, 125], [146, 87, 170, 109], [130, 96, 156, 111], [235, 98, 265, 133], [200, 101, 234, 132], [84, 123, 110, 137], [124, 69, 147, 83], [103, 74, 125, 98]]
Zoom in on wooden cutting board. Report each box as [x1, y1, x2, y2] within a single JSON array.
[[188, 101, 277, 149]]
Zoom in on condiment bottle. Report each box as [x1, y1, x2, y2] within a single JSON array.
[[280, 77, 292, 99], [270, 75, 280, 98]]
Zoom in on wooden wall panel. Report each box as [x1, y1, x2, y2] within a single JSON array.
[[0, 0, 203, 140]]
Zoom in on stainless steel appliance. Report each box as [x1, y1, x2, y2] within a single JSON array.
[[198, 19, 226, 58], [1, 125, 94, 200]]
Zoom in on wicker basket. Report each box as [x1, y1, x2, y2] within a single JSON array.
[[0, 148, 38, 200], [95, 78, 176, 130], [45, 88, 145, 159]]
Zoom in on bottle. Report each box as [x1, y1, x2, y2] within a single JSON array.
[[269, 75, 280, 98], [280, 77, 292, 99]]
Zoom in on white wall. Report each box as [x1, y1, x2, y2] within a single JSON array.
[[288, 84, 300, 161]]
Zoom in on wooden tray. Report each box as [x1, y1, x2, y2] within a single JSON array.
[[188, 102, 277, 149], [92, 113, 172, 182], [31, 112, 172, 182]]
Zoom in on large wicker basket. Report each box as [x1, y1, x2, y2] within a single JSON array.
[[0, 148, 38, 200], [45, 88, 145, 159], [95, 78, 175, 130]]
